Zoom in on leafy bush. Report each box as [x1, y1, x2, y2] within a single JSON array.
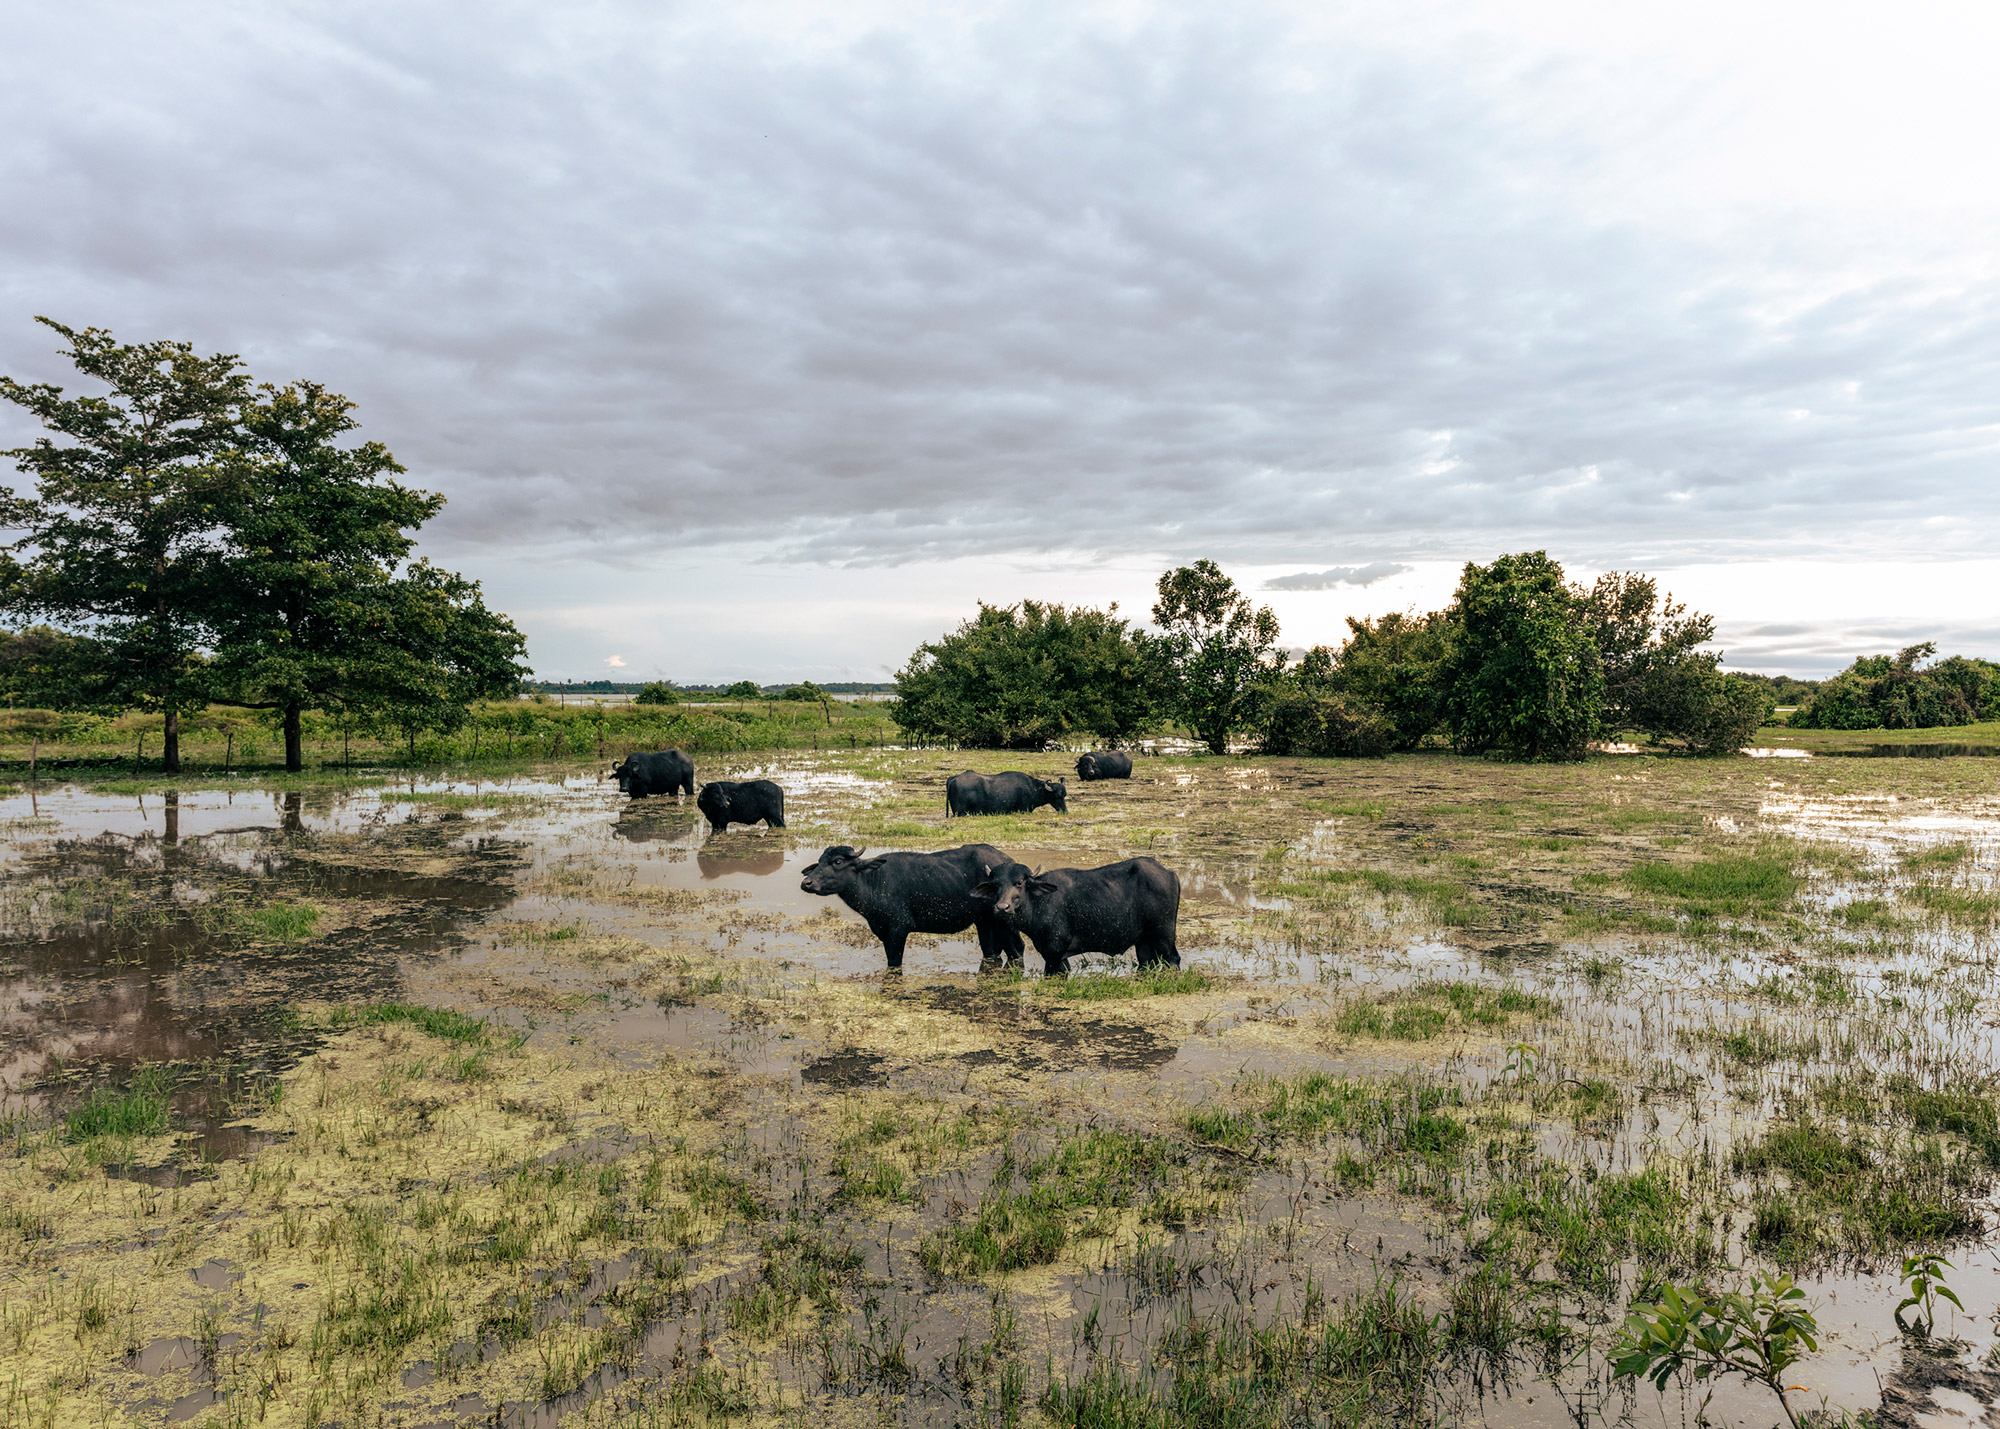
[[1792, 644, 1999, 730], [634, 681, 679, 706], [1259, 686, 1394, 757], [1441, 551, 1602, 760], [893, 600, 1160, 749]]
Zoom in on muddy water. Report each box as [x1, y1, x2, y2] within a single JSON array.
[[9, 754, 2000, 1428]]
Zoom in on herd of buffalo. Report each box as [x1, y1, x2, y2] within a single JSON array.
[[607, 747, 1177, 975]]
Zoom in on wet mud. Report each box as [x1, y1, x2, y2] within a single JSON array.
[[6, 749, 2000, 1427]]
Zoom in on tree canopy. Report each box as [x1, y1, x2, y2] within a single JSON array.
[[1440, 552, 1603, 760], [1, 319, 529, 770], [1152, 561, 1282, 754], [892, 600, 1158, 749], [0, 319, 252, 770]]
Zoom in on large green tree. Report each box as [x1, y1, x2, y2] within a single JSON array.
[[1441, 551, 1602, 760], [1575, 572, 1768, 753], [204, 381, 528, 770], [0, 319, 252, 771], [1151, 560, 1281, 754], [893, 600, 1158, 749]]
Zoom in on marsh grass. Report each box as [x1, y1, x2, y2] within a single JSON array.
[[918, 1129, 1204, 1279], [1331, 980, 1556, 1042], [1624, 852, 1798, 915], [334, 1002, 494, 1045], [1043, 1273, 1453, 1429], [1735, 1117, 1991, 1265], [1038, 966, 1217, 1000], [64, 1066, 170, 1141], [16, 747, 2000, 1426]]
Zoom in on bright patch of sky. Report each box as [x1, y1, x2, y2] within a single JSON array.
[[3, 0, 1997, 680]]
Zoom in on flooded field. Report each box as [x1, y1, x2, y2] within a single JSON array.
[[5, 748, 2000, 1428]]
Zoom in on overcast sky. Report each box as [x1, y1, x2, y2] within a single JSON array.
[[4, 0, 1997, 681]]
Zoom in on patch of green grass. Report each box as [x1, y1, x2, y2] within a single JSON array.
[[1837, 898, 1904, 929], [918, 1129, 1188, 1279], [1304, 799, 1385, 819], [234, 900, 321, 940], [1904, 842, 1973, 869], [338, 1002, 492, 1045], [66, 1067, 170, 1141], [1333, 981, 1555, 1041], [729, 1227, 863, 1336], [832, 1154, 909, 1204], [1687, 1023, 1821, 1067], [1734, 1118, 1988, 1265], [378, 791, 543, 812], [1183, 1107, 1254, 1151], [1485, 1164, 1695, 1293], [1904, 881, 2000, 923], [1305, 869, 1480, 925], [1624, 853, 1797, 915], [1042, 966, 1216, 1000]]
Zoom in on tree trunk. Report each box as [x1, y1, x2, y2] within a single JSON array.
[[163, 709, 181, 773], [284, 701, 304, 773]]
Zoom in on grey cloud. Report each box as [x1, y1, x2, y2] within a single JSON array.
[[1, 3, 1997, 577], [1717, 619, 2000, 679], [1265, 563, 1412, 591]]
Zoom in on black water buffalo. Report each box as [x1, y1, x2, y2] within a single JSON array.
[[945, 770, 1067, 818], [697, 779, 785, 831], [1075, 751, 1133, 781], [610, 749, 694, 797], [976, 857, 1181, 976], [801, 844, 1026, 970]]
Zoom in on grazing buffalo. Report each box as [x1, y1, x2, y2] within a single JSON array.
[[610, 749, 694, 798], [945, 770, 1067, 818], [801, 844, 1026, 971], [697, 779, 786, 831], [975, 857, 1181, 976], [1075, 751, 1133, 781]]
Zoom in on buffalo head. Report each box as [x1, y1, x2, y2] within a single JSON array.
[[801, 845, 867, 896], [974, 862, 1055, 922]]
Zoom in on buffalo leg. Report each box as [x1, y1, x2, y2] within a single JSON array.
[[1140, 928, 1181, 968], [974, 919, 1024, 969], [974, 919, 1005, 968], [879, 927, 908, 972]]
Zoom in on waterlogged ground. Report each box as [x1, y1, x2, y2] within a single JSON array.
[[5, 751, 2000, 1428]]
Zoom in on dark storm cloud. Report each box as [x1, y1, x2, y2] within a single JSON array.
[[2, 2, 1996, 571], [1265, 563, 1412, 591]]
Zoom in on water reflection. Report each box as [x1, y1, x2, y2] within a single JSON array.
[[610, 806, 701, 845], [697, 846, 785, 879]]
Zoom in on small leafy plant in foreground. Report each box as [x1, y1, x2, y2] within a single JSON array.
[[1894, 1252, 1963, 1338], [1612, 1272, 1818, 1429]]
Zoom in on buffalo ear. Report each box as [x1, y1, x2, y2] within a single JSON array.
[[972, 881, 997, 900], [1029, 878, 1058, 895]]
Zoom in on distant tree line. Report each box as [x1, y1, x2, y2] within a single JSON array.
[[892, 551, 1787, 760], [0, 319, 527, 771], [524, 679, 894, 695]]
